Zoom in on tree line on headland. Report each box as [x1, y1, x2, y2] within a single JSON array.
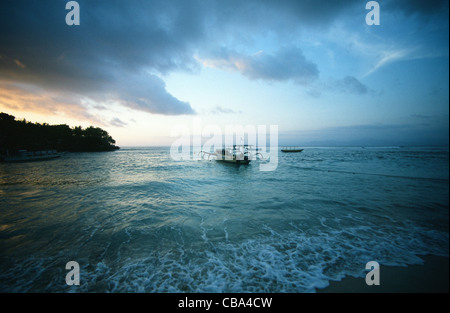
[[0, 112, 120, 155]]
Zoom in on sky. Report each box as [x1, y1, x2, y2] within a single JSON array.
[[0, 0, 448, 147]]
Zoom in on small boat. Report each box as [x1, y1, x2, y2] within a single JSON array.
[[200, 145, 255, 164], [281, 147, 304, 153], [2, 150, 61, 163]]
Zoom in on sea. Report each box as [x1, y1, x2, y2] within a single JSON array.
[[0, 146, 448, 292]]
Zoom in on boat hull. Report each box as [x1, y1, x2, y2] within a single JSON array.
[[4, 154, 61, 163], [216, 159, 251, 165], [281, 149, 303, 153], [2, 150, 61, 163]]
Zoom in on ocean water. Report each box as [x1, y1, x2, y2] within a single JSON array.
[[0, 146, 448, 292]]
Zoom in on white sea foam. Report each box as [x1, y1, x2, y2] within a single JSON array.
[[44, 220, 446, 293]]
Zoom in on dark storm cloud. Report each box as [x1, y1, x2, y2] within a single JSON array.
[[0, 0, 201, 116], [260, 0, 362, 27], [0, 0, 371, 120], [201, 47, 319, 84], [201, 46, 319, 84], [384, 0, 449, 17], [116, 73, 195, 115], [242, 47, 319, 84], [305, 76, 369, 98], [333, 76, 368, 95]]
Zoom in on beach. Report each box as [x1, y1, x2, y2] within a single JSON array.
[[317, 255, 449, 293]]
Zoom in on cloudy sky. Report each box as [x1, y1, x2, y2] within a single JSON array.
[[0, 0, 448, 146]]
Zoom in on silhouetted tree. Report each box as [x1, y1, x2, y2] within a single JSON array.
[[0, 112, 119, 157]]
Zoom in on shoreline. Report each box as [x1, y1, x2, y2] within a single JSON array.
[[317, 255, 449, 293]]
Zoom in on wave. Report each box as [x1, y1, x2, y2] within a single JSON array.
[[1, 218, 447, 293]]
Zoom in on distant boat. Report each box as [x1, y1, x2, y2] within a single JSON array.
[[200, 145, 255, 164], [2, 150, 61, 163], [281, 147, 304, 153]]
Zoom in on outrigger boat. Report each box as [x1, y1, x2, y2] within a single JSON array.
[[200, 145, 259, 164], [1, 150, 61, 163]]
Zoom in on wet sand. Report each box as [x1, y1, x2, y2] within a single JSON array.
[[317, 255, 449, 293]]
